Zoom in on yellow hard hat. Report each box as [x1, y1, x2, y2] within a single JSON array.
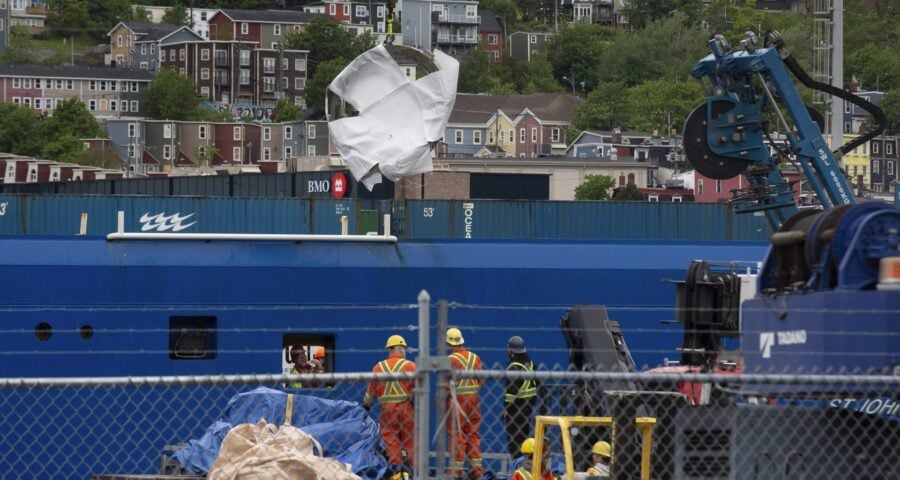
[[520, 438, 535, 455], [446, 327, 464, 346], [592, 440, 611, 458], [385, 335, 407, 349]]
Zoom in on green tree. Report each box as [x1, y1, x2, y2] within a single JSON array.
[[0, 104, 41, 156], [39, 98, 104, 139], [133, 5, 151, 22], [574, 174, 615, 200], [496, 55, 563, 94], [613, 183, 647, 201], [306, 57, 350, 115], [624, 78, 703, 133], [89, 0, 136, 39], [40, 134, 87, 163], [479, 0, 520, 25], [286, 16, 359, 78], [545, 23, 613, 94], [71, 147, 123, 169], [47, 0, 93, 35], [572, 81, 629, 132], [274, 99, 302, 122], [879, 88, 900, 134], [458, 46, 497, 93], [192, 145, 220, 168], [191, 107, 235, 122], [162, 2, 191, 27], [144, 68, 201, 120], [621, 0, 704, 30]]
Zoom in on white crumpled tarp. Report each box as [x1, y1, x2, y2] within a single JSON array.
[[328, 45, 459, 189]]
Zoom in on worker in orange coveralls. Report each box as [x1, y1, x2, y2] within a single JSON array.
[[446, 327, 485, 479], [362, 334, 417, 474]]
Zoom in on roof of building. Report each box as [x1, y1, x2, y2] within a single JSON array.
[[0, 65, 155, 81], [108, 22, 180, 38], [215, 9, 317, 24], [450, 93, 582, 124], [479, 11, 502, 34]]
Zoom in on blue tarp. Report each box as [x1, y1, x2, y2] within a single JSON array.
[[174, 387, 387, 479]]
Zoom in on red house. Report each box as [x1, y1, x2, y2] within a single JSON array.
[[479, 11, 504, 63]]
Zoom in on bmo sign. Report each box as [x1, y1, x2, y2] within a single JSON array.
[[304, 172, 352, 198]]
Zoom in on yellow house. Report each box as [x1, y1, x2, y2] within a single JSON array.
[[840, 133, 871, 189], [485, 110, 517, 157]]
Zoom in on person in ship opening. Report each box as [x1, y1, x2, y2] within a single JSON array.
[[512, 437, 556, 480], [287, 345, 324, 389], [586, 440, 611, 478]]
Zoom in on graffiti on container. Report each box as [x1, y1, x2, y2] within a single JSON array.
[[139, 212, 197, 232], [201, 103, 275, 122], [0, 202, 7, 216]]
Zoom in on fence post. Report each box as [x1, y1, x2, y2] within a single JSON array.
[[415, 290, 431, 479], [435, 300, 449, 479]]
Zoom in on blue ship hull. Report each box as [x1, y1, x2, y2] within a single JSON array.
[[0, 236, 767, 375]]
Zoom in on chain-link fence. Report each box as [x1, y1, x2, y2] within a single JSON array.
[[1, 371, 897, 479], [1, 296, 897, 479]]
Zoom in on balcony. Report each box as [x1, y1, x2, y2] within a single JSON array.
[[436, 14, 480, 24], [436, 34, 479, 44], [26, 6, 48, 15], [215, 73, 230, 86], [215, 56, 230, 67]]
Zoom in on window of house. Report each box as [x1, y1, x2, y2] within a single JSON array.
[[264, 127, 271, 141], [198, 145, 207, 159], [551, 128, 560, 142], [29, 169, 37, 182], [377, 6, 384, 17], [241, 23, 249, 35], [889, 161, 895, 176], [863, 165, 867, 177], [88, 99, 96, 111], [343, 4, 350, 15], [295, 58, 306, 71], [466, 5, 476, 17], [282, 58, 289, 71], [233, 147, 242, 162], [163, 144, 172, 160], [488, 34, 497, 45], [498, 130, 504, 144], [117, 35, 123, 47], [488, 131, 494, 144], [164, 124, 172, 139], [294, 96, 305, 107], [263, 77, 275, 92], [531, 128, 537, 142], [55, 79, 62, 89], [140, 61, 148, 69], [873, 142, 880, 154], [47, 98, 55, 109], [672, 196, 683, 203], [12, 97, 19, 105], [853, 165, 858, 176], [274, 24, 281, 35], [307, 124, 316, 139], [263, 147, 271, 161], [716, 179, 722, 193], [844, 102, 851, 114], [888, 143, 894, 155], [874, 160, 880, 174], [329, 4, 336, 15], [12, 78, 19, 88], [285, 146, 293, 158], [199, 125, 208, 139], [530, 35, 536, 43], [698, 179, 704, 195], [295, 78, 305, 89], [34, 79, 41, 89], [127, 144, 136, 159], [170, 49, 176, 61], [67, 80, 74, 90], [356, 6, 367, 16], [239, 50, 250, 66], [509, 130, 514, 143], [201, 48, 210, 61], [151, 43, 156, 54], [23, 97, 31, 107], [520, 129, 525, 143], [455, 129, 463, 144], [88, 80, 95, 91], [121, 100, 129, 112], [307, 145, 316, 156], [239, 69, 250, 85], [34, 98, 41, 109], [233, 127, 241, 141], [141, 44, 147, 55], [264, 57, 275, 72], [473, 131, 482, 144], [201, 68, 210, 80], [285, 126, 293, 140]]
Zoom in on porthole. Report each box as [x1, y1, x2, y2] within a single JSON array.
[[35, 323, 53, 341], [80, 325, 94, 340]]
